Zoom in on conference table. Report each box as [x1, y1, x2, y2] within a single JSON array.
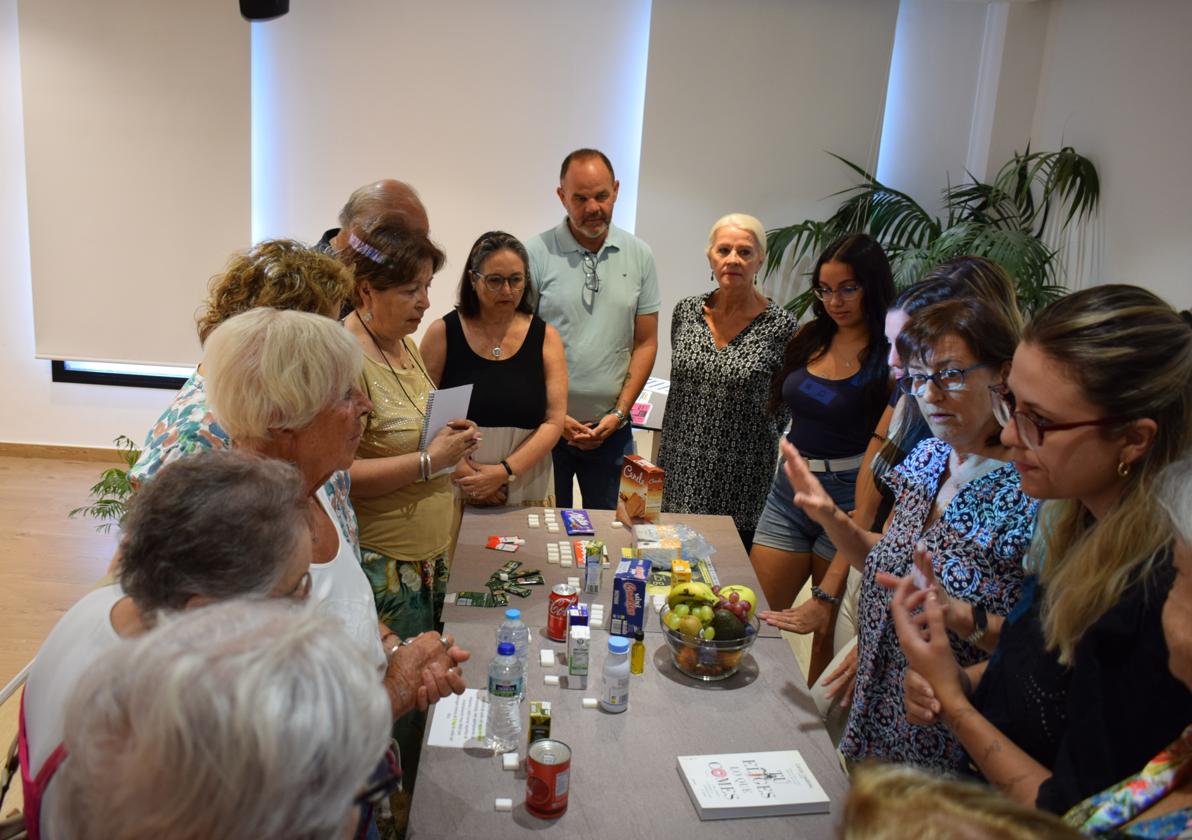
[[407, 508, 849, 839]]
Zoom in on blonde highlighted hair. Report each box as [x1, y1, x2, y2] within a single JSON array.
[[842, 762, 1081, 839], [1026, 285, 1192, 664], [707, 213, 767, 262], [196, 240, 355, 344], [204, 308, 362, 445]]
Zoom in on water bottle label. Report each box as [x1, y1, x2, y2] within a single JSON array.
[[489, 676, 522, 699]]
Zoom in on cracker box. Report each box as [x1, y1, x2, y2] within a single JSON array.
[[617, 454, 664, 525], [610, 557, 652, 637]]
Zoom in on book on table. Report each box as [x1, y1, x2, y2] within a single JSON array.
[[676, 749, 830, 820]]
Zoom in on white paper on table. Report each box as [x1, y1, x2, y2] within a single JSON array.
[[427, 688, 490, 749]]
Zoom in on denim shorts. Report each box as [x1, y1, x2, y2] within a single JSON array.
[[752, 460, 860, 559]]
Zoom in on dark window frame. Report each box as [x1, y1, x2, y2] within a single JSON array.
[[51, 360, 188, 391]]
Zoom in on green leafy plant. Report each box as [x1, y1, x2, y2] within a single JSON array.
[[69, 435, 141, 533], [765, 146, 1100, 318]]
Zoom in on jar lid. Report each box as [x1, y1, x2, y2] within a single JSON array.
[[608, 636, 631, 654]]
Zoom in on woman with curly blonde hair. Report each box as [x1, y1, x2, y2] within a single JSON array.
[[129, 239, 354, 495]]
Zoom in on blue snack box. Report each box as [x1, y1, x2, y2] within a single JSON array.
[[609, 557, 652, 637], [561, 509, 596, 536]]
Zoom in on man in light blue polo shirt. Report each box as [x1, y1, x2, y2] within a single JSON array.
[[526, 148, 660, 510]]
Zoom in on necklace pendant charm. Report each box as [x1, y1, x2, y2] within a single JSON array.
[[491, 346, 502, 358]]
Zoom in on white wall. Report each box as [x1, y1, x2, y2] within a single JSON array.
[[637, 0, 900, 376], [0, 0, 174, 448], [1029, 0, 1192, 306]]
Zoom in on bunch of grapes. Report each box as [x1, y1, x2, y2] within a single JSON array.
[[711, 585, 751, 624]]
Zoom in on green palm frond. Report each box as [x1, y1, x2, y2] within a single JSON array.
[[69, 435, 142, 533]]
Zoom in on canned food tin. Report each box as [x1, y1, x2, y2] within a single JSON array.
[[547, 584, 579, 642], [525, 739, 571, 818]]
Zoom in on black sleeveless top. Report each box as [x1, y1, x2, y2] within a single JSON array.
[[439, 310, 547, 430]]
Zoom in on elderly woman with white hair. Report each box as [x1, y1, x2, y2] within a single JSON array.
[[45, 599, 396, 840], [656, 213, 795, 550]]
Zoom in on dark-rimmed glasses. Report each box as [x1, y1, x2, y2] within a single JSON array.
[[988, 383, 1133, 450], [898, 363, 989, 397], [582, 252, 600, 293], [812, 284, 860, 301], [473, 271, 526, 292], [353, 749, 402, 840]]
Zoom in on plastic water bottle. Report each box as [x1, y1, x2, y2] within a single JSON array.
[[487, 642, 523, 752], [496, 608, 532, 669], [600, 636, 632, 713]]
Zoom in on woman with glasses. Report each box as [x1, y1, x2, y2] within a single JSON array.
[[421, 230, 567, 508], [771, 297, 1037, 772], [339, 222, 480, 635], [889, 286, 1192, 814], [750, 233, 895, 683], [44, 599, 397, 840], [656, 214, 795, 550]]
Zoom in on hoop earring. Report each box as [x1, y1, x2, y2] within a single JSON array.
[[1117, 461, 1131, 478]]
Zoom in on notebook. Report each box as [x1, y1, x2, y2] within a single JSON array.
[[676, 749, 830, 820], [417, 384, 473, 477]]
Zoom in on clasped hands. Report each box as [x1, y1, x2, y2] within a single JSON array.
[[383, 630, 471, 717], [563, 413, 620, 451]]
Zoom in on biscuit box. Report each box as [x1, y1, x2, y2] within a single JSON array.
[[610, 557, 652, 637], [617, 454, 663, 525]]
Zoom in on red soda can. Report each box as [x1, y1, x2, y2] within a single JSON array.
[[547, 584, 579, 642], [525, 739, 571, 818]]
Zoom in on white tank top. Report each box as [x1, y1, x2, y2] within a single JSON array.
[[310, 487, 388, 674]]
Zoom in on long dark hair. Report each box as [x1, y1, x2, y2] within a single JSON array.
[[457, 231, 535, 318], [768, 234, 895, 418]]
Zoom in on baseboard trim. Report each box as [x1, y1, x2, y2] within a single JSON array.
[[0, 443, 125, 463]]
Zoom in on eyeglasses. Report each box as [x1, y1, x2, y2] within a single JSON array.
[[988, 384, 1132, 450], [812, 284, 861, 302], [582, 252, 600, 293], [473, 272, 526, 292], [353, 749, 401, 840], [898, 363, 990, 397], [284, 570, 312, 602]]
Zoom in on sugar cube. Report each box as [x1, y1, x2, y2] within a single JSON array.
[[544, 675, 560, 686], [539, 649, 556, 667], [502, 753, 519, 770], [495, 798, 513, 812], [582, 697, 598, 709]]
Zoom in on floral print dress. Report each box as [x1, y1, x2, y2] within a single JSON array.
[[839, 437, 1039, 771], [1065, 725, 1192, 838]]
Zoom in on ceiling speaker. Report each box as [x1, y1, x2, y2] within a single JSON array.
[[240, 0, 289, 21]]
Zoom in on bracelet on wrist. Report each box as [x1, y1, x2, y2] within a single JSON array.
[[606, 407, 629, 428], [964, 603, 988, 645], [810, 585, 842, 607]]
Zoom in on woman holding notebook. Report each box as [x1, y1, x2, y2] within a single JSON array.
[[421, 230, 567, 508], [340, 220, 479, 635]]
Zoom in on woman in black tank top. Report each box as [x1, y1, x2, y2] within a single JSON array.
[[421, 231, 567, 506]]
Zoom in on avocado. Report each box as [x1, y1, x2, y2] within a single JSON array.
[[711, 608, 747, 641]]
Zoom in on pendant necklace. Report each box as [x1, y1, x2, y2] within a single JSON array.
[[357, 313, 433, 417]]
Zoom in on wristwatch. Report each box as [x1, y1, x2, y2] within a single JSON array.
[[607, 407, 629, 428], [965, 603, 988, 645], [500, 460, 517, 484]]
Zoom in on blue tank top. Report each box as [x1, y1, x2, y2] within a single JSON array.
[[783, 357, 886, 459]]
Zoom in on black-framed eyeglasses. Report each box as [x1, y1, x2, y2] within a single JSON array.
[[582, 251, 600, 293], [353, 749, 402, 840], [898, 363, 990, 397], [812, 284, 861, 301], [988, 383, 1133, 451], [473, 271, 526, 292]]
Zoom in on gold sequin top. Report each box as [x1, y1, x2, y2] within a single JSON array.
[[352, 340, 454, 562]]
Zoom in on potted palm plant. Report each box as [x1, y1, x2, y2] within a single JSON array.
[[765, 146, 1100, 317], [69, 435, 141, 533]]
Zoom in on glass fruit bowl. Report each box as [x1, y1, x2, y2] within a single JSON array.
[[658, 605, 759, 681]]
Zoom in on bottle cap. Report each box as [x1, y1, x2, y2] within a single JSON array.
[[505, 608, 521, 620], [634, 630, 644, 641], [608, 636, 631, 654], [497, 642, 515, 656]]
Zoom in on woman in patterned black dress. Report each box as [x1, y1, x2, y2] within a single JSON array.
[[657, 213, 795, 551]]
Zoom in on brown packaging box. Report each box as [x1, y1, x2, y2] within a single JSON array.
[[616, 454, 663, 525]]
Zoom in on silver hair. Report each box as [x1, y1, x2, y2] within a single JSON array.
[[118, 449, 308, 613], [1158, 453, 1192, 544], [45, 599, 392, 840], [204, 307, 363, 444], [707, 213, 767, 262]]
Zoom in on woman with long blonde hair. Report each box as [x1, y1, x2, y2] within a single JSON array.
[[890, 285, 1192, 814]]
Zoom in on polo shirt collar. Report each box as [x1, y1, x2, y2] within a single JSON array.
[[554, 218, 623, 256]]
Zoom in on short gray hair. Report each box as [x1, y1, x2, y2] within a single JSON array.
[[45, 599, 392, 840], [707, 213, 767, 261], [1159, 453, 1192, 545], [204, 307, 362, 444], [118, 449, 307, 613]]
